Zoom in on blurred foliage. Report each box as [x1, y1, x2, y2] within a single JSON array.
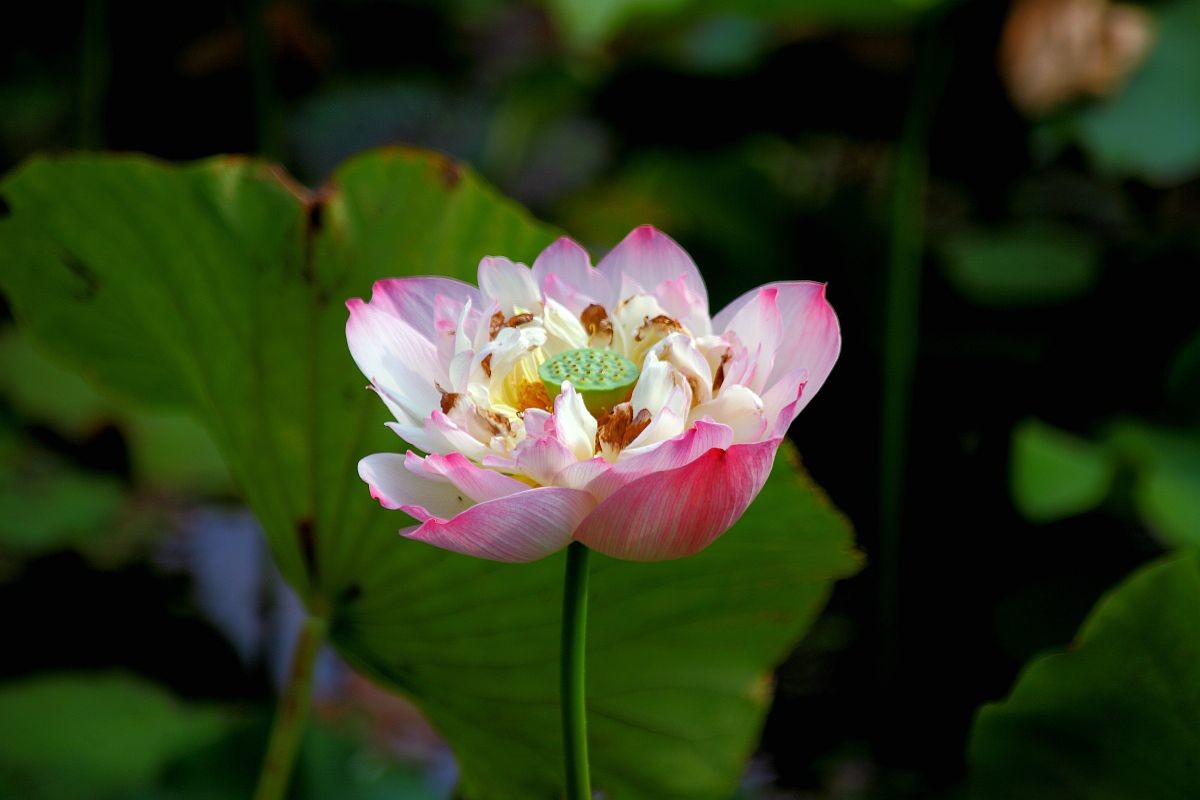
[[1010, 417, 1115, 523], [0, 151, 860, 799], [542, 0, 953, 53], [1011, 419, 1200, 549], [1055, 0, 1200, 183], [937, 223, 1100, 306], [0, 673, 230, 799], [0, 672, 441, 800], [969, 550, 1200, 799], [0, 329, 232, 496], [0, 0, 1198, 796]]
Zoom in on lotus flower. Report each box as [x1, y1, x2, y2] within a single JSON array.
[[347, 226, 840, 562]]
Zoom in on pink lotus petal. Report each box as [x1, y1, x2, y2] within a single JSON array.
[[584, 419, 733, 500], [713, 281, 840, 413], [361, 277, 480, 334], [718, 286, 782, 394], [533, 237, 614, 312], [346, 299, 443, 390], [574, 437, 780, 560], [404, 487, 596, 562], [416, 451, 530, 502], [596, 226, 709, 317], [478, 255, 540, 314], [359, 452, 474, 519]]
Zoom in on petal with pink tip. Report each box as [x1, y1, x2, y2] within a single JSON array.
[[358, 452, 474, 519], [533, 237, 614, 312], [713, 281, 840, 413], [403, 487, 596, 562], [360, 277, 481, 334], [346, 298, 443, 390], [596, 226, 709, 316], [574, 438, 780, 561]]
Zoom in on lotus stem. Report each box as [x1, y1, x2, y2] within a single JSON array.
[[561, 541, 592, 800], [253, 613, 328, 800]]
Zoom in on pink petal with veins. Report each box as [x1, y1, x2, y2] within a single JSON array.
[[404, 487, 596, 562], [713, 281, 840, 414], [596, 226, 709, 317], [574, 437, 779, 560]]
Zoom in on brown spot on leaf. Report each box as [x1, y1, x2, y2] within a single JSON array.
[[296, 517, 318, 583]]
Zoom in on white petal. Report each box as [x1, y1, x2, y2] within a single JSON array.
[[478, 256, 540, 314], [541, 297, 590, 354], [554, 382, 598, 461], [689, 384, 768, 444], [653, 333, 714, 405]]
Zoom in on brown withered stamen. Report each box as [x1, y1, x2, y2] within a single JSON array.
[[596, 403, 652, 453], [580, 304, 613, 338], [712, 351, 731, 393], [488, 311, 505, 340], [505, 312, 535, 328], [476, 407, 510, 437], [634, 314, 682, 342], [517, 381, 552, 412], [481, 353, 493, 377]]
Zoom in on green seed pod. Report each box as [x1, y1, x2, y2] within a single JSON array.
[[538, 347, 639, 416]]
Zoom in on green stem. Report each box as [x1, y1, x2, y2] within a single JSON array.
[[561, 541, 592, 800], [253, 614, 328, 800], [879, 23, 950, 684]]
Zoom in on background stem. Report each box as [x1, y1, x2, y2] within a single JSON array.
[[561, 541, 592, 800], [879, 24, 950, 688], [253, 614, 328, 800]]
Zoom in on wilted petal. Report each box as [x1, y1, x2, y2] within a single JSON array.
[[574, 438, 780, 560], [597, 226, 709, 318], [403, 487, 596, 562]]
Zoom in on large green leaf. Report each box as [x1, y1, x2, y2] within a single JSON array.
[[0, 674, 230, 800], [0, 151, 860, 799], [969, 550, 1200, 799]]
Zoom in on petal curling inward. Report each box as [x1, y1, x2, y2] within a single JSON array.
[[358, 452, 475, 520], [713, 281, 840, 412], [404, 487, 596, 562], [596, 225, 709, 317], [574, 438, 780, 561]]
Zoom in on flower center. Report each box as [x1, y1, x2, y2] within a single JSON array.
[[539, 347, 639, 416]]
